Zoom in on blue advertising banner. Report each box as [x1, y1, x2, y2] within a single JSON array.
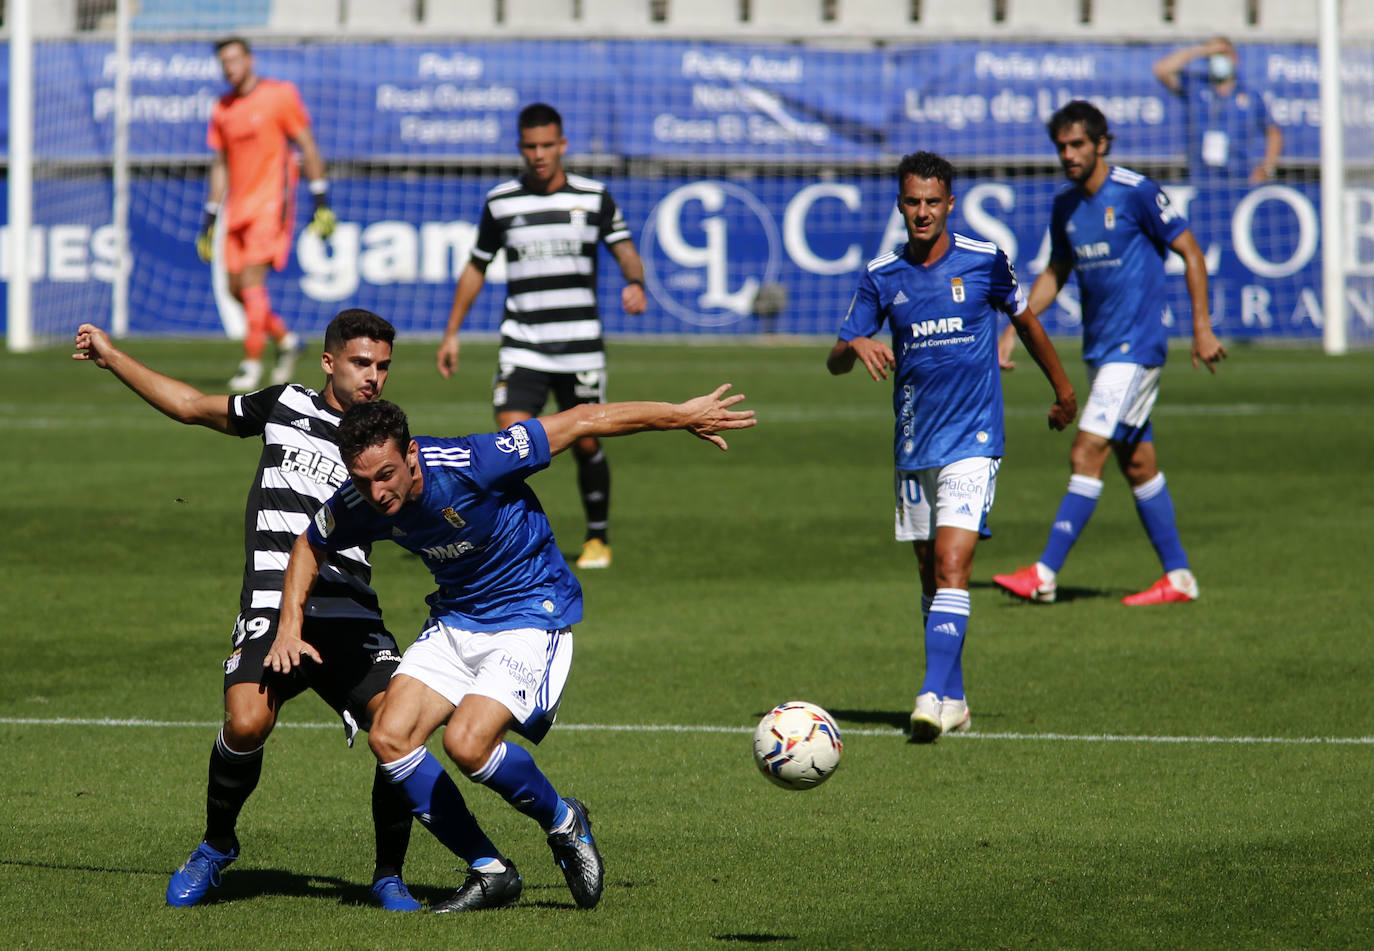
[[3, 38, 1366, 162], [7, 171, 1370, 344]]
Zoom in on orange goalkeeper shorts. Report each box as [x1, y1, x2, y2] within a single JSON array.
[[223, 210, 292, 274]]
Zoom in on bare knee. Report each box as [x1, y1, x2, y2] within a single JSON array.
[[368, 713, 416, 764], [1116, 441, 1159, 487], [442, 727, 499, 777], [222, 696, 276, 750]]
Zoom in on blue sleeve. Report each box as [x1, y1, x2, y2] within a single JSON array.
[[306, 486, 385, 552], [988, 249, 1027, 316], [1133, 178, 1189, 247], [837, 267, 883, 341], [463, 419, 553, 490], [1048, 201, 1073, 265]]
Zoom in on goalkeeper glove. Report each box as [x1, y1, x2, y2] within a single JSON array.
[[308, 180, 336, 240], [196, 204, 217, 262]]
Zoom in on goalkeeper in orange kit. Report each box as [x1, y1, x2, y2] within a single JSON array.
[[199, 36, 336, 391]]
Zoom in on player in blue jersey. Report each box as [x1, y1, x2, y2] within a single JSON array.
[[1153, 38, 1283, 186], [827, 151, 1076, 743], [994, 100, 1227, 609], [267, 388, 755, 911]]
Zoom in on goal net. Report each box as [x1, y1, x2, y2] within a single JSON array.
[[5, 1, 1373, 351]]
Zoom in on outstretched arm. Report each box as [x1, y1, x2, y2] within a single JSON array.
[[72, 323, 235, 433], [539, 384, 756, 454], [1170, 229, 1227, 373], [265, 530, 326, 674]]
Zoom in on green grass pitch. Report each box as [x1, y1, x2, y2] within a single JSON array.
[[2, 335, 1372, 950]]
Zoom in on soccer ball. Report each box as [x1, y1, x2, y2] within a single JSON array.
[[752, 701, 843, 791]]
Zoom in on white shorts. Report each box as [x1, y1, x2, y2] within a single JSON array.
[[1080, 362, 1162, 442], [894, 456, 1000, 542], [396, 621, 573, 743]]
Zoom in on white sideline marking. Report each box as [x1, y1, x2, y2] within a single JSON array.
[[1, 716, 1371, 745]]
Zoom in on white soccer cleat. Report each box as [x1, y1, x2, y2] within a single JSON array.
[[940, 697, 971, 734], [269, 333, 304, 385], [909, 691, 942, 744], [228, 359, 263, 392]]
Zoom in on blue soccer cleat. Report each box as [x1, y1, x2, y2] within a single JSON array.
[[166, 840, 238, 907], [547, 797, 603, 909], [369, 875, 421, 912]]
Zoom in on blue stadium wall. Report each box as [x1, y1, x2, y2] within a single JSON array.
[[3, 38, 1372, 341]]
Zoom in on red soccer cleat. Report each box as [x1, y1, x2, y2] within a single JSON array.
[[992, 564, 1056, 603], [1122, 573, 1199, 606]]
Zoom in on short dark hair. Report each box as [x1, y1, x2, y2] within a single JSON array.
[[214, 36, 250, 55], [518, 102, 563, 134], [896, 151, 954, 195], [338, 399, 410, 468], [1048, 100, 1113, 155], [324, 309, 395, 353]]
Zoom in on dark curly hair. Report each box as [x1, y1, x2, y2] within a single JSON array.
[[1047, 100, 1114, 156], [338, 399, 410, 468], [896, 151, 954, 194]]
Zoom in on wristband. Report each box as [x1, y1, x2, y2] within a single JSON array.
[[626, 279, 644, 288], [203, 201, 220, 216], [308, 178, 329, 196]]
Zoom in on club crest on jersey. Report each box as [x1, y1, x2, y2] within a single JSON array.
[[950, 277, 965, 303], [442, 507, 466, 529], [569, 207, 588, 229], [1104, 206, 1116, 229]]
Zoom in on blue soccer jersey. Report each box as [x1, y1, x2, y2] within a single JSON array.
[[1048, 167, 1190, 368], [839, 233, 1026, 471], [307, 418, 583, 632], [1178, 75, 1274, 181]]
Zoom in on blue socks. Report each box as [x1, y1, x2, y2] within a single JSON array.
[[1132, 473, 1189, 573], [381, 748, 500, 867], [471, 741, 569, 833], [920, 588, 970, 699], [1040, 474, 1102, 572]]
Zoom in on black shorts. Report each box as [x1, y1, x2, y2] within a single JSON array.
[[492, 366, 605, 417], [223, 610, 401, 732]]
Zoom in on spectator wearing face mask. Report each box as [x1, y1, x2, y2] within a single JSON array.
[[1153, 37, 1283, 185]]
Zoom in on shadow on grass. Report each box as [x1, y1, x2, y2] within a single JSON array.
[[712, 936, 798, 944], [970, 579, 1116, 604]]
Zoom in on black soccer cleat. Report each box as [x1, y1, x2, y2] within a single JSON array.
[[431, 862, 522, 913], [547, 797, 604, 909]]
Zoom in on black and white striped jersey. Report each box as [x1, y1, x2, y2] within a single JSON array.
[[230, 383, 380, 621], [471, 173, 632, 374]]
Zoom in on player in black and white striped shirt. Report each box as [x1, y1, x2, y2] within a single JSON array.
[[437, 102, 647, 570], [74, 311, 420, 912]]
